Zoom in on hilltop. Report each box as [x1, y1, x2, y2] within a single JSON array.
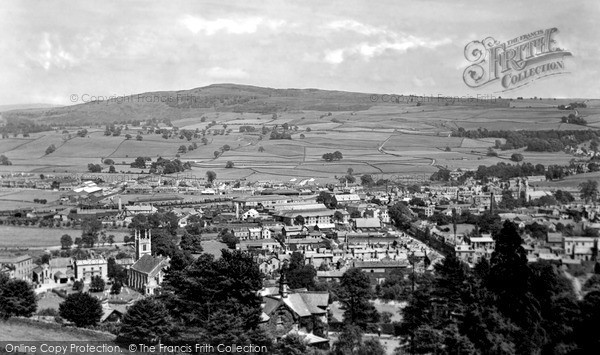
[[1, 84, 511, 126]]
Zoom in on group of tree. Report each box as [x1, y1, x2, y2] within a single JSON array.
[[130, 156, 151, 169], [452, 128, 599, 152], [87, 163, 102, 173], [269, 125, 292, 140], [148, 157, 191, 174], [558, 102, 587, 110], [0, 273, 37, 319], [285, 252, 317, 290], [80, 217, 103, 248], [116, 249, 272, 349], [561, 114, 588, 126], [128, 213, 180, 257], [400, 220, 600, 354], [322, 151, 343, 162], [239, 125, 257, 133], [104, 124, 122, 136], [0, 118, 52, 136], [579, 179, 598, 203], [0, 154, 12, 165]]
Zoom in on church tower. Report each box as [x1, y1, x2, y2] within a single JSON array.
[[134, 229, 152, 261]]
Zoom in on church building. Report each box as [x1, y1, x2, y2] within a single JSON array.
[[128, 229, 170, 295]]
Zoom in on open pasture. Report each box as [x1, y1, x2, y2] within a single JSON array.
[[0, 226, 128, 248]]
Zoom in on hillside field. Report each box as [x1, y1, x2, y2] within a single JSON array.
[[1, 85, 598, 183]]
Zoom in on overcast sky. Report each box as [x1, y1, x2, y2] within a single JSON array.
[[1, 0, 598, 105]]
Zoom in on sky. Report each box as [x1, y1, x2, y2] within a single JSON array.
[[1, 0, 599, 105]]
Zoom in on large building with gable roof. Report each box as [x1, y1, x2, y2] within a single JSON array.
[[127, 229, 169, 295]]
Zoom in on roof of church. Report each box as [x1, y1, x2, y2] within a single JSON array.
[[130, 254, 168, 276]]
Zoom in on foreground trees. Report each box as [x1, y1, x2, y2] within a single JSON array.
[[59, 292, 103, 327], [158, 249, 271, 348], [0, 275, 37, 319], [400, 220, 584, 354], [339, 268, 379, 327], [118, 297, 173, 343]]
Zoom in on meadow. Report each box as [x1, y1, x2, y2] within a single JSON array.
[[0, 226, 130, 248]]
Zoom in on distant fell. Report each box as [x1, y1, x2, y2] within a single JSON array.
[[2, 83, 509, 125]]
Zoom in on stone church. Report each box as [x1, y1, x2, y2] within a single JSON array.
[[127, 229, 169, 295]]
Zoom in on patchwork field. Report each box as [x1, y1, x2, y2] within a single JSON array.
[[1, 87, 599, 184], [0, 226, 130, 248]]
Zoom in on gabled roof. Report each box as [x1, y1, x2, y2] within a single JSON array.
[[263, 291, 329, 318], [130, 254, 168, 276]]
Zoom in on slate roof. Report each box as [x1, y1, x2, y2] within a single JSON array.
[[263, 291, 329, 318], [49, 257, 72, 268], [130, 254, 168, 276]]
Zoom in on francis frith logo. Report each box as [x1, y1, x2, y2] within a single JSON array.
[[463, 28, 572, 91]]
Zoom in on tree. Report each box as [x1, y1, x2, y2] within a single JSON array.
[[60, 234, 73, 249], [511, 153, 524, 162], [334, 210, 344, 223], [136, 134, 143, 141], [89, 275, 105, 293], [110, 281, 122, 295], [273, 333, 308, 355], [361, 174, 374, 186], [331, 324, 363, 355], [488, 220, 540, 342], [579, 180, 598, 203], [258, 146, 265, 152], [72, 280, 84, 291], [87, 163, 102, 173], [388, 202, 415, 229], [59, 292, 103, 327], [81, 218, 102, 247], [225, 161, 234, 168], [0, 155, 12, 165], [161, 250, 269, 347], [180, 232, 204, 253], [107, 234, 115, 245], [219, 229, 238, 249], [0, 278, 37, 319], [178, 145, 187, 153], [357, 338, 386, 355], [118, 297, 173, 344], [294, 215, 305, 225], [108, 165, 116, 173], [286, 252, 316, 290], [107, 258, 127, 284], [206, 170, 217, 185], [338, 268, 378, 326], [45, 144, 56, 155], [316, 191, 337, 209], [131, 156, 147, 169], [577, 290, 600, 352]]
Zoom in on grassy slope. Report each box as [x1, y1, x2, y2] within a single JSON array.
[[0, 318, 115, 341]]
